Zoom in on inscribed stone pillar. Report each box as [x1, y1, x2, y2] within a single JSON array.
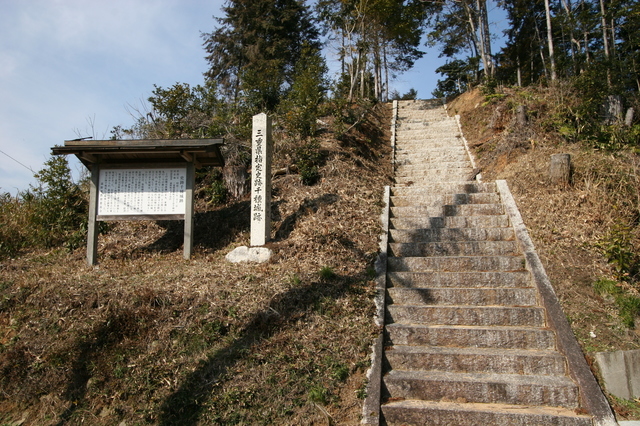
[[250, 113, 272, 247]]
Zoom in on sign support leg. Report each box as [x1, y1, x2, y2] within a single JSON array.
[[183, 162, 195, 259], [87, 164, 99, 265]]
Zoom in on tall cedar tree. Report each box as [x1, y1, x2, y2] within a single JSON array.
[[316, 0, 426, 101], [202, 0, 320, 112]]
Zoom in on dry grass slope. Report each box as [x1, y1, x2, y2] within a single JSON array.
[[0, 104, 392, 425]]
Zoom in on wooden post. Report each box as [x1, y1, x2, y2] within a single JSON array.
[[549, 153, 572, 186], [87, 164, 99, 265], [183, 162, 195, 260]]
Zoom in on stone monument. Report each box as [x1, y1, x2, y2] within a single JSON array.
[[226, 113, 273, 263]]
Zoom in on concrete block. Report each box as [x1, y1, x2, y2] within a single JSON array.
[[594, 349, 640, 400]]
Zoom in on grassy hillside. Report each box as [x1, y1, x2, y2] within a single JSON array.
[[0, 103, 392, 425]]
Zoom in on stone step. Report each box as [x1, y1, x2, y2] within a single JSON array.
[[394, 153, 470, 164], [388, 255, 525, 272], [390, 203, 505, 217], [383, 370, 580, 409], [394, 146, 469, 158], [396, 131, 461, 139], [385, 324, 556, 350], [396, 173, 476, 184], [386, 305, 546, 327], [390, 215, 510, 230], [390, 182, 497, 195], [396, 166, 475, 177], [381, 400, 592, 426], [385, 346, 567, 376], [395, 138, 463, 147], [395, 161, 472, 172], [390, 193, 499, 207], [387, 287, 538, 306], [387, 271, 532, 288], [396, 113, 448, 121], [395, 179, 475, 187], [389, 240, 520, 257], [389, 227, 515, 243]]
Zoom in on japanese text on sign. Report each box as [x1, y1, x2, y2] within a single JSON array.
[[98, 168, 186, 216]]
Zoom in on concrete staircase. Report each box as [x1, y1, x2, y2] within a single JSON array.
[[362, 100, 616, 425]]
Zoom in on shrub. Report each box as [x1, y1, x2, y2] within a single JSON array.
[[0, 155, 88, 259]]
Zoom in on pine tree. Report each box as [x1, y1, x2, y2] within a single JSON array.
[[202, 0, 320, 112]]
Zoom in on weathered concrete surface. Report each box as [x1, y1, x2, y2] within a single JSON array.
[[594, 349, 640, 400]]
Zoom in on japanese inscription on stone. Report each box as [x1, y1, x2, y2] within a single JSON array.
[[98, 167, 187, 216], [250, 113, 272, 246]]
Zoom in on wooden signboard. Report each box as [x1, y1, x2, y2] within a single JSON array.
[[52, 139, 224, 265]]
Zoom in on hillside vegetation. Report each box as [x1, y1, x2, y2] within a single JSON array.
[[0, 103, 391, 425]]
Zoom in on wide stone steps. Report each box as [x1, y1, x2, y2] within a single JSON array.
[[387, 271, 532, 288], [385, 323, 557, 350], [385, 346, 567, 375], [394, 153, 470, 164], [390, 214, 510, 229], [388, 255, 525, 272], [391, 192, 499, 207], [389, 227, 515, 243], [389, 240, 520, 257], [384, 370, 580, 409], [394, 138, 463, 146], [390, 203, 505, 217], [386, 305, 546, 327], [382, 401, 592, 426], [387, 287, 538, 306], [391, 182, 497, 195], [367, 99, 594, 426], [395, 172, 475, 184], [395, 167, 476, 179], [395, 160, 473, 172]]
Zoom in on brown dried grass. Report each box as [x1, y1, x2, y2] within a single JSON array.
[[0, 104, 392, 425]]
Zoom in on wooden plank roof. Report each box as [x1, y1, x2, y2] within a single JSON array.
[[51, 138, 225, 168]]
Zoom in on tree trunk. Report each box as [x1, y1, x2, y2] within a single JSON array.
[[516, 105, 528, 126], [549, 154, 572, 186], [544, 0, 557, 82], [600, 0, 612, 88], [223, 165, 249, 198]]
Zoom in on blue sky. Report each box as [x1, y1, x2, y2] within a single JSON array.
[[0, 1, 505, 195]]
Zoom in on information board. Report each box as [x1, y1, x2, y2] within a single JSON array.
[[98, 167, 187, 217]]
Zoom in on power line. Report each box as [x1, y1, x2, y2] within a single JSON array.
[[0, 148, 35, 173]]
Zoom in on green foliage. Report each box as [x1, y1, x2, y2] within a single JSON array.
[[295, 141, 323, 186], [597, 223, 639, 281], [203, 0, 320, 111], [0, 156, 88, 258], [593, 278, 640, 328], [318, 266, 336, 280], [30, 156, 88, 250], [279, 43, 329, 141], [432, 59, 476, 99], [390, 88, 418, 101], [308, 385, 328, 404]]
